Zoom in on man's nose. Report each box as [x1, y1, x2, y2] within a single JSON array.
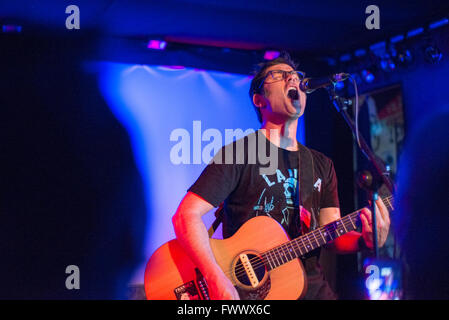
[[286, 74, 300, 84]]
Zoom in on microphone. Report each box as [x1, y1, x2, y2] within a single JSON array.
[[300, 73, 350, 93]]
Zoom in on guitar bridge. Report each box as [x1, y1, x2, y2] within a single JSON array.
[[195, 268, 210, 300]]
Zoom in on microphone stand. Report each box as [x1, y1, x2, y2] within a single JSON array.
[[326, 86, 395, 257]]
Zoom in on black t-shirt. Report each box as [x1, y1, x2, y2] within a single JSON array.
[[188, 130, 340, 299], [189, 130, 339, 237]]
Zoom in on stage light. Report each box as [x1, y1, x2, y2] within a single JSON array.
[[354, 49, 367, 58], [2, 24, 22, 33], [406, 27, 424, 38], [339, 53, 351, 62], [369, 41, 395, 72], [424, 45, 443, 64], [323, 57, 337, 67], [390, 35, 404, 44], [369, 41, 386, 52], [147, 40, 167, 50], [264, 51, 280, 60], [379, 55, 396, 72], [429, 18, 448, 30], [380, 59, 395, 72], [361, 69, 375, 83], [396, 48, 413, 66]]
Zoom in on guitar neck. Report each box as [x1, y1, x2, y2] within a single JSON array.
[[262, 195, 394, 271]]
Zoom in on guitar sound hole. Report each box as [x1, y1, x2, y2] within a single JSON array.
[[234, 254, 266, 286]]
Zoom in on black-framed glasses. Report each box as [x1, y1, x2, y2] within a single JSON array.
[[258, 70, 306, 90]]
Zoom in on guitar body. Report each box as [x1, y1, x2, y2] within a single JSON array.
[[144, 216, 307, 300]]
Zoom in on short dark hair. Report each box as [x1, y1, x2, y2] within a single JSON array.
[[249, 52, 298, 123]]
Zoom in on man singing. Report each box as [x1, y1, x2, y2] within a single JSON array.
[[172, 53, 390, 300]]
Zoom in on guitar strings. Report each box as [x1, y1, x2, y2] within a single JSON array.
[[229, 195, 393, 279], [229, 218, 354, 280], [228, 213, 357, 279], [225, 196, 393, 280], [260, 195, 394, 267], [231, 207, 391, 279], [232, 212, 358, 276]]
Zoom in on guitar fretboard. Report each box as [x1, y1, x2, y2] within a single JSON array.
[[381, 195, 394, 211], [261, 195, 393, 271]]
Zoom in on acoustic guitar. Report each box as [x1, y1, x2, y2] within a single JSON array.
[[144, 196, 393, 300]]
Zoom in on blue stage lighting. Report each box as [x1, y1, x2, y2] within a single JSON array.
[[425, 45, 443, 64], [406, 27, 424, 38], [429, 18, 448, 30], [334, 81, 345, 90], [339, 53, 351, 62], [380, 56, 396, 72], [354, 49, 367, 58], [361, 70, 375, 83], [390, 35, 404, 44], [396, 48, 413, 66]]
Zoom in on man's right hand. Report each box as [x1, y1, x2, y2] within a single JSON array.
[[206, 271, 240, 300]]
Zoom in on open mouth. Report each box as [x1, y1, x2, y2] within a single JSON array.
[[287, 87, 299, 100]]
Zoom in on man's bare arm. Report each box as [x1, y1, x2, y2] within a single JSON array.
[[172, 191, 240, 300]]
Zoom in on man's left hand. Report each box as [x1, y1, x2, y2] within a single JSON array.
[[360, 197, 391, 249]]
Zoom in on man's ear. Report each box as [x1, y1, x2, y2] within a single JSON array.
[[253, 93, 266, 108]]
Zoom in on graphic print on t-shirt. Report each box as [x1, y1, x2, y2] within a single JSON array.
[[253, 188, 275, 217], [253, 168, 300, 229], [252, 168, 316, 236]]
